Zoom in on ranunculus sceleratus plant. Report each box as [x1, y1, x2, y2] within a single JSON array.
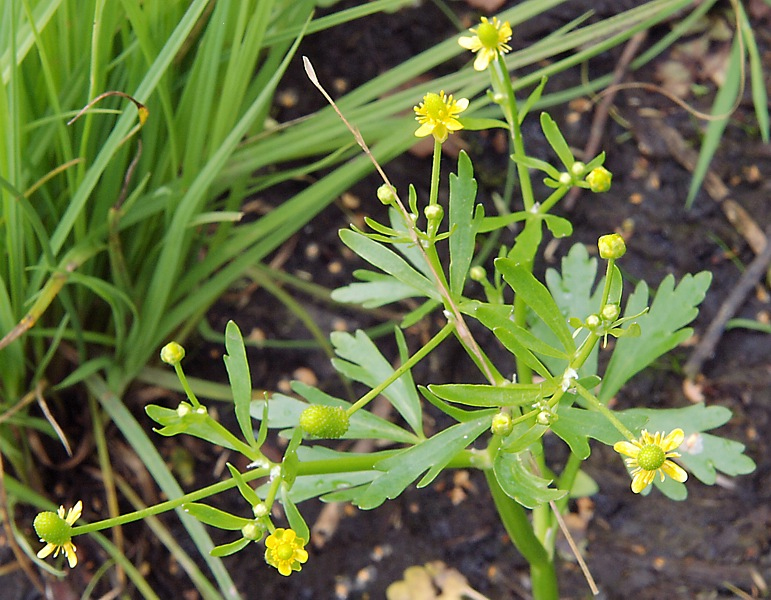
[[33, 15, 755, 598]]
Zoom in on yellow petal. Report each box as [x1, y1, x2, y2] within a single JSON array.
[[613, 441, 640, 458], [661, 460, 688, 483], [458, 36, 480, 51], [445, 118, 463, 132], [295, 548, 309, 563], [454, 98, 470, 111], [631, 470, 654, 493], [473, 52, 492, 71], [414, 123, 434, 138], [661, 428, 685, 452], [37, 543, 56, 559], [65, 542, 78, 568]]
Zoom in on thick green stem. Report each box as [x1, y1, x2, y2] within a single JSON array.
[[486, 470, 559, 600]]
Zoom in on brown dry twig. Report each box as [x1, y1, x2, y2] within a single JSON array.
[[683, 228, 771, 381]]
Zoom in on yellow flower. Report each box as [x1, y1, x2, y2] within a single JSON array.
[[264, 528, 308, 576], [614, 429, 688, 493], [34, 500, 82, 568], [413, 91, 469, 143], [458, 17, 512, 71]]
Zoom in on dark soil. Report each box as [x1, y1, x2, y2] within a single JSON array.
[[14, 2, 771, 599]]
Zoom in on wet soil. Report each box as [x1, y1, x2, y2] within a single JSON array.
[[15, 2, 771, 599]]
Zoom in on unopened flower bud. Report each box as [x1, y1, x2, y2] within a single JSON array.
[[424, 204, 444, 222], [536, 410, 557, 426], [570, 161, 586, 177], [598, 233, 626, 259], [241, 521, 265, 541], [585, 314, 601, 330], [377, 184, 397, 205], [586, 166, 612, 193], [469, 266, 487, 282], [558, 172, 572, 186], [160, 341, 185, 365], [491, 412, 513, 436], [601, 304, 620, 321]]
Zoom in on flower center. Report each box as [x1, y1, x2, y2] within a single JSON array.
[[637, 444, 666, 471], [477, 22, 500, 48], [276, 543, 294, 561]]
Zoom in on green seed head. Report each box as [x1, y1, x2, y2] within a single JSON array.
[[637, 444, 666, 471], [34, 511, 72, 546], [299, 405, 350, 439]]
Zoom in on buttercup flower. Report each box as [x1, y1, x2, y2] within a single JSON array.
[[33, 500, 82, 567], [414, 91, 469, 143], [614, 429, 688, 493], [264, 528, 308, 576], [458, 17, 512, 71]]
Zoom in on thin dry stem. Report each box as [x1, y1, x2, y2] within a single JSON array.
[[302, 56, 497, 385]]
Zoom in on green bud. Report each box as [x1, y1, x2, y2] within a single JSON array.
[[585, 314, 601, 330], [299, 405, 350, 439], [424, 204, 444, 222], [601, 304, 620, 321], [598, 233, 626, 260], [558, 172, 572, 186], [253, 503, 269, 518], [570, 161, 586, 177], [536, 410, 557, 426], [586, 166, 612, 193], [34, 511, 72, 546], [241, 521, 265, 541], [491, 412, 513, 436], [377, 184, 397, 205], [469, 266, 486, 282], [160, 342, 185, 365]]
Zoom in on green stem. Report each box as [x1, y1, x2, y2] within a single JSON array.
[[575, 383, 635, 441], [486, 470, 558, 600], [428, 138, 442, 206], [72, 467, 270, 536], [175, 362, 201, 408], [493, 54, 535, 211], [346, 321, 455, 418]]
